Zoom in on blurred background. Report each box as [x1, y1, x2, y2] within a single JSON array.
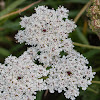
[[0, 0, 100, 100]]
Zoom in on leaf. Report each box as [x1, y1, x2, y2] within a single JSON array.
[[60, 50, 68, 58], [69, 10, 79, 17], [36, 91, 43, 100], [84, 50, 100, 58], [46, 66, 52, 70], [65, 0, 88, 4], [75, 28, 89, 44], [0, 36, 12, 44], [0, 47, 10, 56], [10, 43, 25, 53]]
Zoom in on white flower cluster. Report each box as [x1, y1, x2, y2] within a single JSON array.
[[0, 49, 49, 100], [46, 50, 95, 100], [15, 6, 75, 66], [0, 6, 95, 100]]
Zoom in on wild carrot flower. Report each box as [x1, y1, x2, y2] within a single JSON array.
[[0, 6, 95, 100]]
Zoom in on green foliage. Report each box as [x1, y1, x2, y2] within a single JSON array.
[[0, 47, 10, 56], [60, 50, 68, 58], [75, 28, 89, 44], [46, 66, 52, 70], [0, 0, 100, 100], [0, 0, 26, 16], [36, 91, 43, 100]]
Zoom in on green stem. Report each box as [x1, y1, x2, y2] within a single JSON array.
[[87, 87, 98, 94], [92, 81, 100, 84], [73, 42, 100, 50]]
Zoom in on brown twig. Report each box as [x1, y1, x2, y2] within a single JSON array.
[[44, 90, 49, 97], [0, 27, 4, 31], [74, 0, 92, 23], [0, 0, 42, 20]]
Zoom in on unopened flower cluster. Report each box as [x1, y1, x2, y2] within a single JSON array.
[[0, 6, 95, 100], [87, 0, 100, 38]]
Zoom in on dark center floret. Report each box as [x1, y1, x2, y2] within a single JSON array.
[[1, 91, 4, 93], [23, 92, 26, 95], [42, 29, 46, 32], [32, 93, 34, 96], [17, 76, 22, 80], [67, 71, 72, 76]]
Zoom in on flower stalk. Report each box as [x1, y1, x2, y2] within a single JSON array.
[[73, 42, 100, 50]]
